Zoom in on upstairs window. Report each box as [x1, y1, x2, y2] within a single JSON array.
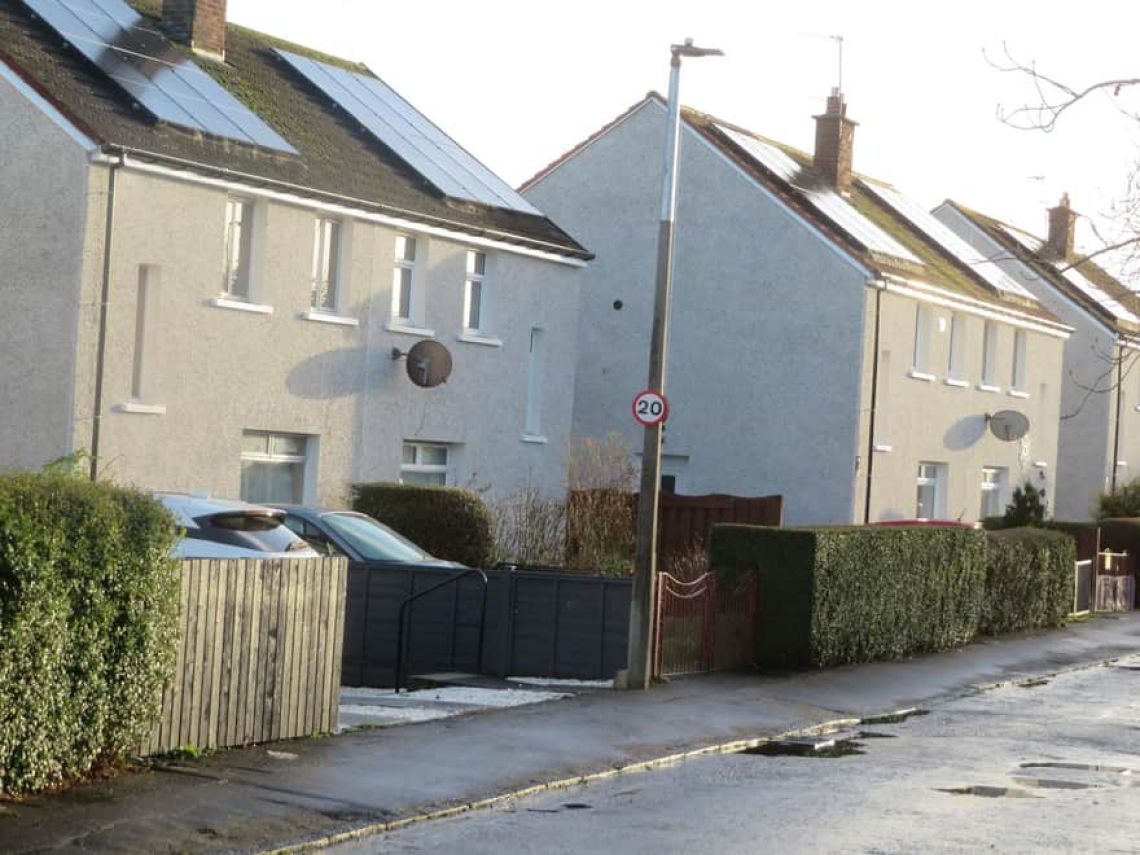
[[311, 217, 341, 311], [463, 250, 487, 333], [912, 304, 933, 375], [223, 197, 254, 299], [392, 235, 417, 322], [982, 321, 999, 387], [1011, 329, 1028, 392], [947, 312, 966, 381]]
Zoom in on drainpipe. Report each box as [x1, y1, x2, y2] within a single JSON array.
[[1111, 341, 1124, 493], [89, 157, 120, 481], [863, 282, 884, 524]]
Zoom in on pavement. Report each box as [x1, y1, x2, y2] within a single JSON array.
[[3, 613, 1140, 853]]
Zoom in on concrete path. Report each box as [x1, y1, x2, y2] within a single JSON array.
[[3, 614, 1139, 853]]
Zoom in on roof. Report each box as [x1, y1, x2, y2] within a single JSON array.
[[0, 0, 590, 260], [943, 200, 1140, 336]]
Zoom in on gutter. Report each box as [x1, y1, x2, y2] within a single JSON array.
[[89, 155, 123, 480], [102, 145, 593, 266]]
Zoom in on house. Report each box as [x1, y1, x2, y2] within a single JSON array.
[[0, 0, 590, 505], [522, 90, 1070, 525], [934, 196, 1140, 520]]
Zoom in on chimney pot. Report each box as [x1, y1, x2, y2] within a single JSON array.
[[1046, 192, 1077, 262], [813, 89, 857, 193], [162, 0, 226, 60]]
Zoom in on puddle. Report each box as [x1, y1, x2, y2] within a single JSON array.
[[1112, 664, 1140, 672], [860, 708, 930, 726], [1011, 776, 1096, 790], [527, 803, 594, 814], [854, 731, 897, 739], [1018, 678, 1050, 688], [938, 785, 1038, 799], [1021, 762, 1134, 775], [740, 738, 865, 758], [562, 803, 592, 810]]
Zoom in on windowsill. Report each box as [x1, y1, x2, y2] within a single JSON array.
[[301, 310, 359, 327], [943, 377, 969, 388], [908, 369, 936, 382], [872, 443, 893, 453], [520, 434, 548, 444], [114, 401, 166, 415], [208, 296, 273, 315], [1009, 389, 1031, 399], [385, 321, 436, 338], [458, 332, 504, 348], [977, 383, 1002, 394]]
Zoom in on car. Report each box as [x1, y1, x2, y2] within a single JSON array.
[[269, 504, 463, 568], [156, 493, 320, 559]]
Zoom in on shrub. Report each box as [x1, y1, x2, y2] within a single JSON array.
[[565, 433, 637, 574], [1003, 480, 1046, 527], [0, 474, 180, 795], [981, 528, 1074, 634], [1098, 478, 1140, 520], [710, 524, 987, 669], [490, 487, 566, 566], [351, 482, 495, 567]]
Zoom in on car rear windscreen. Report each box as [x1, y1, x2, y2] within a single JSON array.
[[187, 511, 307, 552]]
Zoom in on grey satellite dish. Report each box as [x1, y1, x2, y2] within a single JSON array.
[[396, 339, 453, 388], [988, 410, 1030, 442]]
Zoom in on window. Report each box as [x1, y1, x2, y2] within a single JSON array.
[[401, 442, 449, 485], [912, 304, 933, 375], [223, 197, 254, 299], [131, 265, 159, 402], [311, 218, 341, 311], [391, 235, 417, 322], [915, 461, 946, 519], [524, 327, 544, 437], [980, 467, 1007, 519], [240, 431, 310, 503], [981, 321, 999, 387], [947, 312, 966, 381], [1011, 329, 1027, 392], [463, 250, 486, 333]]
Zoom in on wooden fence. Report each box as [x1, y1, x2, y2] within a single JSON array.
[[139, 557, 347, 756]]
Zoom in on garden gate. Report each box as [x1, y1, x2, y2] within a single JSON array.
[[652, 571, 757, 677]]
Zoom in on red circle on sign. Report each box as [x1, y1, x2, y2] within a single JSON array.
[[632, 390, 669, 426]]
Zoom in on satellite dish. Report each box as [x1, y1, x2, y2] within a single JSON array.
[[400, 339, 453, 388], [988, 410, 1030, 442]]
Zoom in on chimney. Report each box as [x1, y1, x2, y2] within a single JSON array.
[[162, 0, 226, 60], [1045, 193, 1077, 262], [813, 87, 858, 193]]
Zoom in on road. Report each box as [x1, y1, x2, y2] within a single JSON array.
[[337, 658, 1140, 854]]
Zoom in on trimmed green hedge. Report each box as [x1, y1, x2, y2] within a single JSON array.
[[710, 524, 987, 668], [981, 528, 1074, 634], [0, 474, 180, 795], [351, 482, 495, 568]]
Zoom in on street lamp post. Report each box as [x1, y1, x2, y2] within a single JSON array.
[[625, 38, 723, 691]]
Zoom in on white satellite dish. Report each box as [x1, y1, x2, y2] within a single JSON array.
[[988, 410, 1030, 442]]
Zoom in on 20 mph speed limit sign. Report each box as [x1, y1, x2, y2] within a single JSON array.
[[632, 390, 669, 427]]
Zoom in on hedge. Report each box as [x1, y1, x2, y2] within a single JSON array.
[[981, 528, 1074, 634], [710, 524, 987, 668], [0, 474, 180, 795], [351, 482, 495, 568]]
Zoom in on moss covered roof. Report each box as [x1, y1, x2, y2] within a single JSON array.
[[0, 1, 589, 258], [947, 201, 1140, 335], [680, 106, 1058, 322]]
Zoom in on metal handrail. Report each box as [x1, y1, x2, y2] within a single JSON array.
[[394, 568, 489, 693]]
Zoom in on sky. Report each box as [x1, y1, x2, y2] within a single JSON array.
[[226, 0, 1140, 252]]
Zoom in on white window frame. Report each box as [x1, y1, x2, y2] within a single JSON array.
[[981, 320, 999, 389], [523, 327, 545, 440], [1011, 329, 1028, 393], [223, 196, 255, 300], [311, 217, 342, 311], [911, 304, 934, 379], [947, 312, 967, 384], [915, 461, 947, 519], [400, 441, 450, 485], [980, 466, 1007, 519], [240, 431, 314, 504], [391, 234, 418, 323], [463, 250, 487, 334]]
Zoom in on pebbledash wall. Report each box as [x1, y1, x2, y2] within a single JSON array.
[[0, 68, 583, 504], [524, 99, 1066, 525]]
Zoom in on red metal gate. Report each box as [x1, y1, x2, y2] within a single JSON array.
[[653, 572, 757, 677]]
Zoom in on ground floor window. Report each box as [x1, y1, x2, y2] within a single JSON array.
[[401, 442, 449, 485], [916, 461, 947, 519], [980, 466, 1007, 519], [241, 431, 310, 503]]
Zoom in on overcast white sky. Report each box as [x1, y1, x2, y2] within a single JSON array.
[[229, 0, 1140, 248]]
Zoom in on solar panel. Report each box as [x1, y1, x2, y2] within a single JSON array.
[[275, 49, 540, 215], [715, 125, 922, 265], [864, 183, 1036, 300], [23, 0, 297, 154]]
